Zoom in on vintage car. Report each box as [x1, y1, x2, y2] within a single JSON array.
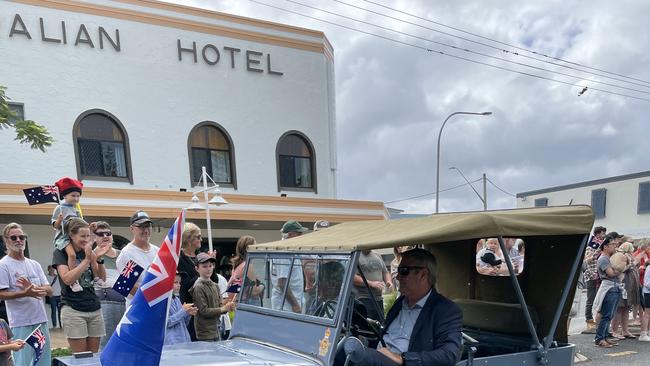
[[56, 205, 593, 366]]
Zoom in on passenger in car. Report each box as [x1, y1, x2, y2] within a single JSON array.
[[349, 248, 462, 366]]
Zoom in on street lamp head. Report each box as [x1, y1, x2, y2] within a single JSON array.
[[481, 112, 492, 116], [187, 195, 203, 211], [208, 187, 228, 206], [449, 166, 458, 171]]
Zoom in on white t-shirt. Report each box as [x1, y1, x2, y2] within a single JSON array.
[[216, 274, 232, 331], [0, 256, 49, 327], [47, 274, 62, 297], [270, 258, 304, 312], [116, 242, 159, 304]]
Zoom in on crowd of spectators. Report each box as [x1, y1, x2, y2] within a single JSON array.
[[578, 226, 650, 347]]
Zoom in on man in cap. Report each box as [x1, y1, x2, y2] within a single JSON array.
[[116, 210, 159, 304], [271, 221, 308, 312], [583, 226, 607, 330], [593, 234, 624, 348]]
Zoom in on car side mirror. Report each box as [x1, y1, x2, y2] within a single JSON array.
[[343, 337, 365, 365]]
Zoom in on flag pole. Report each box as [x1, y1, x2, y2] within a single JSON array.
[[24, 323, 42, 340]]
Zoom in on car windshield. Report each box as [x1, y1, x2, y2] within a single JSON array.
[[240, 254, 350, 320]]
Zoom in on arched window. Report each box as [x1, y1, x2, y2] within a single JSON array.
[[188, 123, 235, 187], [74, 110, 131, 182], [277, 132, 316, 191]]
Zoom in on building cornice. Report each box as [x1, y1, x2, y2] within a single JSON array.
[[0, 184, 385, 223], [9, 0, 334, 59]]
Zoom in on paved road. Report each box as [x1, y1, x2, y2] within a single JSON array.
[[568, 289, 649, 364]]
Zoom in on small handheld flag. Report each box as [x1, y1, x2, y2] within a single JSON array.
[[25, 325, 46, 366], [112, 260, 144, 297], [22, 186, 59, 205], [101, 210, 186, 366]]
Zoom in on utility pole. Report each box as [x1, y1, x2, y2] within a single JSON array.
[[482, 173, 487, 211]]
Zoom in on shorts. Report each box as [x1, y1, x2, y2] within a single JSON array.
[[61, 306, 105, 339], [644, 293, 650, 309]]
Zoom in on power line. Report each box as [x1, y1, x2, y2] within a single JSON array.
[[283, 0, 650, 96], [486, 178, 516, 197], [385, 178, 482, 204], [361, 0, 650, 86], [248, 0, 650, 103], [335, 0, 650, 91]]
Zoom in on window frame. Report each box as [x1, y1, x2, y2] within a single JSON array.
[[591, 188, 607, 219], [7, 102, 24, 124], [238, 252, 353, 326], [276, 130, 317, 193], [72, 109, 133, 184], [534, 197, 548, 207], [187, 121, 237, 189], [638, 181, 650, 214]]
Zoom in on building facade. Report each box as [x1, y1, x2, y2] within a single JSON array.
[[0, 0, 386, 270], [516, 171, 650, 238]]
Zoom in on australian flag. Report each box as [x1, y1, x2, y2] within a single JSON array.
[[25, 326, 46, 365], [113, 260, 144, 297], [22, 186, 59, 205], [101, 210, 186, 366]]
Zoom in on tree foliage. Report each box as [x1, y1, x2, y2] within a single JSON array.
[[0, 85, 53, 152]]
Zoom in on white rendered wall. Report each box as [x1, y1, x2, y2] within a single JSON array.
[[517, 176, 650, 238], [0, 1, 336, 198]]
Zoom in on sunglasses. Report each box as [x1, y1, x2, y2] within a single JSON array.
[[9, 235, 27, 241], [95, 231, 112, 237], [397, 266, 425, 276], [135, 224, 152, 229]]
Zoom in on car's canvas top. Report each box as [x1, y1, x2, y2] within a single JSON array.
[[250, 205, 594, 252]]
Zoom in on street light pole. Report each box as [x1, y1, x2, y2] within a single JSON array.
[[435, 111, 492, 213], [187, 166, 228, 253], [449, 167, 487, 211], [201, 166, 214, 253]]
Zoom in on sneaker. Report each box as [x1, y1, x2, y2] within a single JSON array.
[[71, 281, 83, 292], [639, 335, 650, 342]]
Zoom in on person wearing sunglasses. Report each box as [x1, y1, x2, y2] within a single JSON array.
[[116, 210, 159, 306], [353, 248, 462, 366], [0, 223, 53, 366], [89, 221, 125, 350]]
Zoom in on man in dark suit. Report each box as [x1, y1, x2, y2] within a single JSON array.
[[357, 248, 462, 366]]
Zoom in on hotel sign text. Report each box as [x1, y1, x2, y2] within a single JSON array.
[[5, 14, 284, 76]]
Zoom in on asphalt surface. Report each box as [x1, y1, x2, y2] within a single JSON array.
[[568, 289, 649, 365]]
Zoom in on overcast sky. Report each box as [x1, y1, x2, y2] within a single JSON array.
[[177, 0, 650, 213]]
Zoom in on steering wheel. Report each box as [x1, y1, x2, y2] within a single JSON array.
[[314, 300, 338, 319]]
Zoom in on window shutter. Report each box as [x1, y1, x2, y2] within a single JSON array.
[[591, 189, 607, 219], [534, 198, 548, 207], [639, 182, 650, 214]]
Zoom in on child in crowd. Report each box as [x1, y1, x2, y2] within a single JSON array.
[[0, 318, 25, 365], [190, 253, 236, 341], [164, 273, 197, 345], [52, 177, 84, 292]]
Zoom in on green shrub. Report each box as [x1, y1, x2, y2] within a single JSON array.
[[51, 348, 72, 358], [383, 291, 399, 317]]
